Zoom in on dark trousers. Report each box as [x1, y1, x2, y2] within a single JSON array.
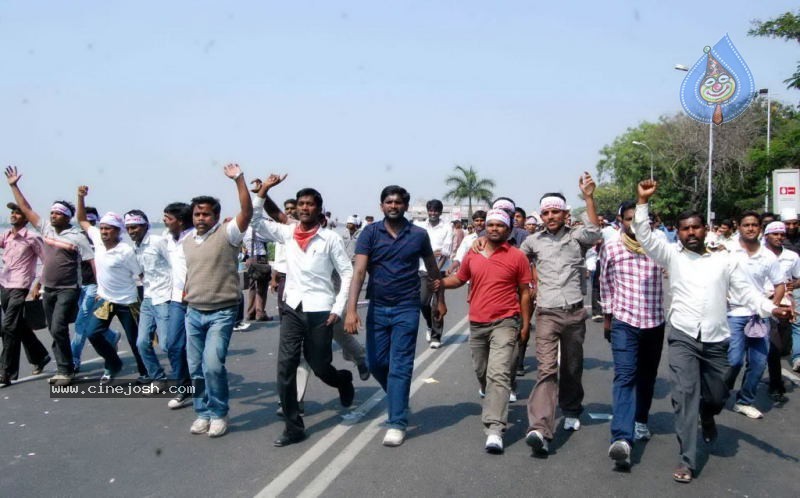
[[275, 272, 287, 317], [591, 260, 602, 316], [246, 274, 270, 320], [277, 303, 348, 436], [610, 319, 665, 443], [85, 298, 146, 375], [419, 272, 444, 341], [0, 288, 49, 378], [42, 287, 79, 374], [526, 305, 587, 440], [767, 319, 791, 394], [667, 327, 730, 471]]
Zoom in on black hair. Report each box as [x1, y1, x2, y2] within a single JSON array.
[[737, 210, 761, 225], [85, 206, 99, 216], [380, 185, 411, 204], [719, 218, 733, 228], [618, 201, 636, 217], [539, 192, 566, 203], [164, 202, 192, 227], [426, 199, 443, 212], [53, 200, 76, 216], [472, 210, 487, 220], [296, 188, 323, 210], [677, 210, 705, 226], [514, 207, 526, 219], [190, 196, 221, 217], [124, 209, 149, 224], [283, 198, 297, 207]]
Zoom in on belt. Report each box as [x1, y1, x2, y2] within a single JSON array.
[[539, 302, 583, 312]]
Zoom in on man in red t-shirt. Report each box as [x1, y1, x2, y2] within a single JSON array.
[[439, 208, 532, 454]]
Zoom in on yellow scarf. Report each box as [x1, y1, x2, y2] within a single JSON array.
[[622, 233, 645, 255]]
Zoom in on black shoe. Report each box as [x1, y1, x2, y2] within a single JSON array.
[[32, 355, 51, 375], [770, 392, 789, 404], [0, 373, 11, 387], [516, 367, 526, 377], [701, 416, 717, 444], [339, 370, 355, 407], [357, 362, 370, 381], [273, 432, 307, 447], [276, 401, 305, 417]]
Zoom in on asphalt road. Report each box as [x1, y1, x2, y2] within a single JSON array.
[[2, 286, 799, 498]]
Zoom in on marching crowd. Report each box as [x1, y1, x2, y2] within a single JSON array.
[[1, 164, 798, 484]]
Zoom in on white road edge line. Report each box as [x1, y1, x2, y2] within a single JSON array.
[[254, 315, 470, 498], [11, 351, 131, 385], [297, 322, 471, 498]]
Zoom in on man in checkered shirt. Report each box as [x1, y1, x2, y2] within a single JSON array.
[[599, 200, 665, 470]]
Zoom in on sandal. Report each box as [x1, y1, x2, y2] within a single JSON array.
[[672, 465, 692, 483]]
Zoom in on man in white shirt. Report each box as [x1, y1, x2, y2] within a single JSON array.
[[414, 199, 452, 349], [634, 179, 791, 483], [251, 174, 355, 448], [449, 210, 486, 276], [76, 188, 147, 383], [125, 209, 174, 391], [722, 212, 785, 420]]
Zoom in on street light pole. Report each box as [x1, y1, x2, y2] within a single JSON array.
[[632, 141, 654, 180], [759, 88, 770, 210]]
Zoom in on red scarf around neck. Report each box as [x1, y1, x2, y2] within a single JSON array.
[[293, 224, 320, 251]]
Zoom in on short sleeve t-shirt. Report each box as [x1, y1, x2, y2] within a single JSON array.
[[35, 221, 94, 288], [355, 219, 433, 306]]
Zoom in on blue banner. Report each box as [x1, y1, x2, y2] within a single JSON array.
[[680, 34, 755, 125]]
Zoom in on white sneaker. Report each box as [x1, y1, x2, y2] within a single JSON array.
[[190, 417, 210, 434], [733, 403, 763, 419], [634, 422, 651, 441], [430, 341, 442, 349], [233, 322, 251, 331], [525, 429, 548, 454], [793, 358, 800, 373], [208, 417, 229, 437], [485, 434, 504, 454], [168, 392, 192, 409], [509, 391, 517, 403], [478, 389, 485, 398], [382, 428, 406, 447], [425, 328, 432, 342], [563, 417, 581, 431], [608, 440, 631, 469]]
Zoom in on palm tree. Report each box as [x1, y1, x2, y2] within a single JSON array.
[[443, 165, 495, 218]]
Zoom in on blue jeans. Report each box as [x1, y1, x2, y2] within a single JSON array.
[[366, 302, 420, 429], [609, 319, 665, 444], [725, 315, 769, 406], [792, 289, 800, 364], [167, 301, 190, 385], [72, 284, 119, 369], [136, 298, 170, 380], [185, 305, 237, 419]]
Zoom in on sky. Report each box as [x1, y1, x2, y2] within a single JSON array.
[[1, 1, 797, 222]]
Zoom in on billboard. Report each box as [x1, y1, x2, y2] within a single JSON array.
[[772, 169, 800, 214]]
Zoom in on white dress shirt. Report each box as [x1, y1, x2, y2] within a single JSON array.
[[252, 196, 352, 316], [165, 228, 191, 303], [415, 218, 453, 271], [454, 232, 478, 264], [87, 226, 142, 304], [634, 204, 775, 342], [723, 240, 784, 317], [134, 232, 172, 305]]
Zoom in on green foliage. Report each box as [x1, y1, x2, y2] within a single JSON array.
[[443, 165, 495, 218], [749, 11, 800, 90]]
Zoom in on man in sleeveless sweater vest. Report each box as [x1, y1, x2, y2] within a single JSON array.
[[183, 164, 253, 438]]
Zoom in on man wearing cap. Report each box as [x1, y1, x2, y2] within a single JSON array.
[[634, 179, 791, 483], [0, 202, 50, 387], [520, 172, 601, 455], [415, 199, 452, 349], [439, 208, 532, 454], [600, 200, 665, 470], [124, 209, 174, 391], [76, 187, 147, 382], [5, 166, 94, 386], [780, 208, 800, 372], [762, 220, 800, 400]]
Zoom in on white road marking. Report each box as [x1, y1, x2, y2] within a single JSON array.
[[254, 316, 469, 498], [11, 351, 131, 385]]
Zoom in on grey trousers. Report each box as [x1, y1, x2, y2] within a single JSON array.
[[419, 272, 444, 341], [470, 316, 519, 436], [667, 327, 730, 470]]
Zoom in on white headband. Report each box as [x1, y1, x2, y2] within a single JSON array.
[[765, 221, 786, 235], [124, 213, 148, 226], [540, 196, 566, 212], [99, 212, 124, 230], [50, 202, 73, 218], [486, 209, 511, 227], [86, 213, 99, 223], [492, 199, 515, 213]]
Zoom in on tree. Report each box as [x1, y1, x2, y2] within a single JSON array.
[[749, 10, 800, 90], [443, 165, 495, 218]]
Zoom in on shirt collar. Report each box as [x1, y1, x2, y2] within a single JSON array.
[[192, 222, 221, 242], [378, 218, 411, 236]]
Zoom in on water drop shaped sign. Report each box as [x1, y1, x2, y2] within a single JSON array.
[[679, 34, 755, 125]]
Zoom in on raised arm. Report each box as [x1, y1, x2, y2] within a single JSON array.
[[633, 179, 673, 268], [255, 173, 289, 223], [76, 185, 92, 232], [5, 166, 41, 228], [223, 163, 253, 233], [579, 171, 600, 227]]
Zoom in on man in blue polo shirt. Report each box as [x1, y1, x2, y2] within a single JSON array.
[[344, 185, 446, 447]]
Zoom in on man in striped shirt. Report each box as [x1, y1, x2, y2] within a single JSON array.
[[599, 200, 665, 470]]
